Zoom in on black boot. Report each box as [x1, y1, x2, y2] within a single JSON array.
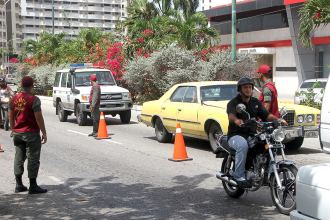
[[93, 121, 99, 137], [29, 178, 47, 194], [15, 175, 28, 193]]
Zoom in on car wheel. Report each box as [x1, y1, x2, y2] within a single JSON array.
[[284, 137, 304, 150], [155, 118, 172, 143], [120, 110, 131, 124], [57, 101, 68, 122], [208, 122, 223, 152], [76, 103, 87, 126]]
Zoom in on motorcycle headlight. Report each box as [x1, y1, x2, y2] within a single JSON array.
[[272, 129, 285, 142], [297, 115, 304, 123], [259, 133, 266, 140], [306, 114, 314, 123], [122, 92, 131, 100], [3, 97, 9, 102]]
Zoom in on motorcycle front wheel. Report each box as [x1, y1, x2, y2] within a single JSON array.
[[270, 164, 297, 215], [221, 156, 245, 198], [4, 110, 9, 131]]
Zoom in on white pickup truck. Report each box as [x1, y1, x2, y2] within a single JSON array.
[[53, 63, 133, 126]]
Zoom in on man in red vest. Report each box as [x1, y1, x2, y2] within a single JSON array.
[[255, 65, 280, 118], [88, 75, 101, 137], [8, 76, 47, 194]]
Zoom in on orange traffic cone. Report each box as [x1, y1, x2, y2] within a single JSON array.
[[95, 112, 111, 140], [0, 144, 4, 152], [168, 123, 192, 162]]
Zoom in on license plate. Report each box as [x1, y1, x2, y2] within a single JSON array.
[[304, 130, 319, 138]]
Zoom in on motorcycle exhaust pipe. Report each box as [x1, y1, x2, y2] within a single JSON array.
[[216, 172, 238, 186]]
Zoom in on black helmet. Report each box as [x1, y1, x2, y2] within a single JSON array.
[[237, 77, 254, 92]]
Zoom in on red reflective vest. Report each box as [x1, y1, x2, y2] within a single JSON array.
[[89, 83, 101, 105], [10, 92, 40, 133], [259, 81, 279, 118], [1, 85, 9, 91]]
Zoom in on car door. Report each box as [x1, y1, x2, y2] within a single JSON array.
[[320, 76, 330, 153], [161, 86, 187, 133], [177, 86, 200, 135], [58, 72, 70, 108]]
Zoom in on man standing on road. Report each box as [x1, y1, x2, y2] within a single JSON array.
[[0, 76, 14, 95], [255, 65, 280, 118], [8, 76, 48, 194], [88, 75, 101, 137]]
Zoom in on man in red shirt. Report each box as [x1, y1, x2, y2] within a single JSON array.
[[9, 76, 48, 194], [255, 65, 280, 118]]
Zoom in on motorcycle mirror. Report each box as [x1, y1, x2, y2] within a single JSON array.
[[279, 106, 287, 118], [236, 104, 246, 113]]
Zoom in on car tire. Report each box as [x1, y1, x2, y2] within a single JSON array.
[[120, 110, 131, 124], [76, 103, 87, 126], [284, 137, 304, 150], [155, 118, 172, 143], [208, 122, 223, 152], [57, 101, 68, 122]]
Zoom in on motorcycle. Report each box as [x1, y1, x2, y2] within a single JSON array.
[[214, 104, 297, 215], [0, 90, 10, 131]]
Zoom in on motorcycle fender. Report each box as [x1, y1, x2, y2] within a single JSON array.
[[277, 161, 295, 167]]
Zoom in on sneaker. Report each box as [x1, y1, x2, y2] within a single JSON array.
[[236, 180, 250, 189], [29, 185, 47, 194]]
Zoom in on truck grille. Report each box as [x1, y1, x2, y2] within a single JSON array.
[[101, 93, 122, 100], [282, 110, 295, 126]]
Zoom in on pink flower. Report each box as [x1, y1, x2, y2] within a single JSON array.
[[202, 57, 206, 61], [103, 39, 107, 43], [144, 54, 148, 58], [137, 37, 145, 43]]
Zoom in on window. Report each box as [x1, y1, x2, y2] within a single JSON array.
[[200, 85, 238, 101], [171, 87, 188, 102], [183, 87, 198, 103], [54, 72, 61, 87], [209, 6, 211, 9], [60, 73, 67, 87], [209, 0, 211, 2], [202, 7, 204, 11]]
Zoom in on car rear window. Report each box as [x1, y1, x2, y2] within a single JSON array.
[[300, 82, 327, 88]]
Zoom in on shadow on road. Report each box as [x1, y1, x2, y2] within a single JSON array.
[[64, 117, 139, 126], [0, 174, 281, 219], [284, 147, 323, 155]]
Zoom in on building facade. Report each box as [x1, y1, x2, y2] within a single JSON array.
[[203, 0, 330, 98]]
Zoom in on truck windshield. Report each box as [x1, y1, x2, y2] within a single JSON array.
[[75, 71, 116, 86]]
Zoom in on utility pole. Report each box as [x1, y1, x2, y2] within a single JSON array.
[[231, 0, 236, 62], [52, 0, 54, 34]]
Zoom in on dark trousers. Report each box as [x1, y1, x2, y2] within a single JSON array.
[[13, 134, 41, 179]]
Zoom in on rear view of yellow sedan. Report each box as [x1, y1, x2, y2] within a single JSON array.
[[140, 81, 238, 152]]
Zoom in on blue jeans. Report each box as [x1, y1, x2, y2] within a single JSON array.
[[228, 135, 252, 181]]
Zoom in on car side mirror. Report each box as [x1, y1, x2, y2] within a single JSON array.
[[116, 79, 121, 86]]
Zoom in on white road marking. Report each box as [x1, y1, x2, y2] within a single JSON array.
[[67, 130, 122, 144], [48, 176, 88, 198]]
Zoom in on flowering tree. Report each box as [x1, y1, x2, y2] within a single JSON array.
[[298, 0, 330, 48]]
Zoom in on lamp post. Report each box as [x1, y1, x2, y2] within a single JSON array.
[[1, 0, 11, 76]]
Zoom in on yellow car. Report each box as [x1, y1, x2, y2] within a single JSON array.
[[139, 81, 320, 151]]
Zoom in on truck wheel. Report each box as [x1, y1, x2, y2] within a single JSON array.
[[76, 103, 87, 126], [120, 110, 131, 124], [284, 137, 304, 150], [57, 101, 68, 122]]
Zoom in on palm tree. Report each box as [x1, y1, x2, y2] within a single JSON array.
[[298, 0, 330, 48], [167, 10, 220, 50]]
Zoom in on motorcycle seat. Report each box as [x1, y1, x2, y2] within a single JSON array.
[[220, 137, 236, 155]]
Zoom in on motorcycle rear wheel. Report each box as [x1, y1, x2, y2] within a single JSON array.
[[221, 156, 245, 198], [270, 164, 297, 215]]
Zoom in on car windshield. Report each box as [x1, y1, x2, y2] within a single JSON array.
[[300, 81, 327, 88], [75, 71, 115, 86], [200, 84, 238, 101]]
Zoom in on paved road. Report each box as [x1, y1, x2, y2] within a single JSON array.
[[0, 98, 328, 219]]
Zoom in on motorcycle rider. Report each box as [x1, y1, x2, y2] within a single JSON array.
[[0, 76, 14, 96], [227, 77, 287, 188]]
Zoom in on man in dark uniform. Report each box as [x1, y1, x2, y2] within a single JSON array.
[[88, 75, 101, 137], [226, 77, 286, 188], [0, 76, 14, 95], [8, 76, 47, 194], [255, 64, 279, 118]]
